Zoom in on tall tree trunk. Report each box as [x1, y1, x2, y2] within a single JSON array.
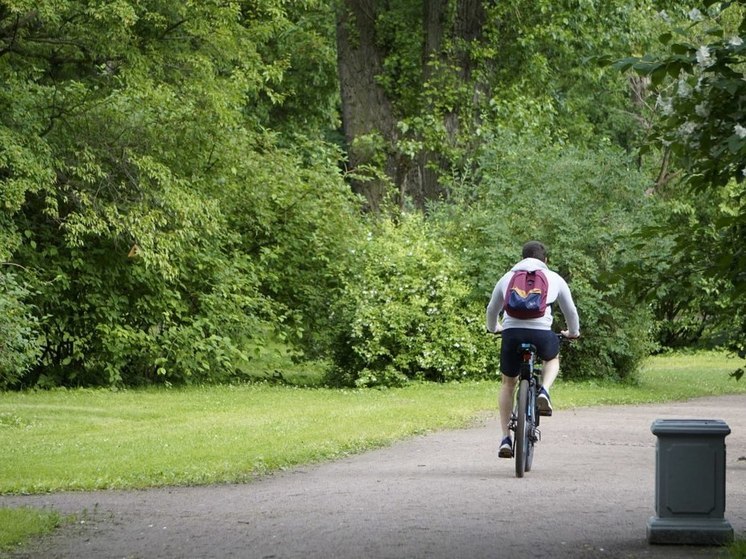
[[455, 0, 486, 80], [336, 0, 398, 212], [336, 0, 487, 212], [411, 0, 448, 209], [413, 0, 486, 209], [423, 0, 447, 81]]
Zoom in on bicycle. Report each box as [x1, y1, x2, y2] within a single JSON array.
[[508, 333, 568, 478]]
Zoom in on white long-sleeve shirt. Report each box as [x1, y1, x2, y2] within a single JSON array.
[[486, 258, 580, 336]]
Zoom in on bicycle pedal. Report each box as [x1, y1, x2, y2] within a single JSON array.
[[539, 409, 552, 417]]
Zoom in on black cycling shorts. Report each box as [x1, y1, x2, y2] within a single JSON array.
[[500, 328, 560, 377]]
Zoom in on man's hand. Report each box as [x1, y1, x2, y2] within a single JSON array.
[[561, 330, 580, 339]]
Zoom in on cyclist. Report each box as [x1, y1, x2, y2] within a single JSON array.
[[486, 241, 580, 458]]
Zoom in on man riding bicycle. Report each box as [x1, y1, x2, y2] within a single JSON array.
[[486, 241, 580, 458]]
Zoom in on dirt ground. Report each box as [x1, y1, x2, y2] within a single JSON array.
[[2, 394, 745, 559]]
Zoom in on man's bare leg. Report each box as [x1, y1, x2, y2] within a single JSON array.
[[498, 373, 518, 457], [541, 357, 560, 389], [538, 356, 559, 414], [499, 374, 518, 438]]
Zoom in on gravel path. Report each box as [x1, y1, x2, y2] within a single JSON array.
[[2, 394, 745, 559]]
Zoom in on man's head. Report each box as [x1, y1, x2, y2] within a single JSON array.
[[522, 240, 547, 262]]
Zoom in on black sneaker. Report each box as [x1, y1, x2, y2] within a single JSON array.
[[498, 436, 513, 458], [537, 387, 553, 416]]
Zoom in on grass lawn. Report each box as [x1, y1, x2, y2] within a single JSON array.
[[0, 381, 501, 495], [0, 350, 744, 552], [558, 351, 746, 407]]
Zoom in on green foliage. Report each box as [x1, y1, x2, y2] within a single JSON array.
[[13, 219, 274, 387], [617, 2, 746, 362], [216, 139, 364, 359], [209, 4, 338, 138], [327, 214, 500, 387], [373, 1, 426, 116], [389, 1, 667, 177], [434, 130, 657, 381], [623, 191, 739, 350], [324, 125, 661, 385], [0, 0, 712, 389], [0, 1, 354, 387], [4, 2, 280, 386], [0, 270, 41, 388], [477, 1, 653, 145], [617, 3, 746, 190]]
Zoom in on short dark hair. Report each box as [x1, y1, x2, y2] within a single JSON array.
[[522, 241, 547, 261]]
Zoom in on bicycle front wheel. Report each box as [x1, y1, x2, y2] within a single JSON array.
[[524, 386, 535, 472], [514, 379, 530, 478]]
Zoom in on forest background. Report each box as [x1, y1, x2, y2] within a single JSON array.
[[1, 0, 744, 390]]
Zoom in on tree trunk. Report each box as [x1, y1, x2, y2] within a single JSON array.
[[410, 0, 448, 209], [455, 0, 486, 80], [335, 0, 487, 212], [413, 0, 486, 209], [423, 0, 447, 82], [336, 0, 398, 212]]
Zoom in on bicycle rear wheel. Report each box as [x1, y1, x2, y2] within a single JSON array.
[[514, 379, 530, 478]]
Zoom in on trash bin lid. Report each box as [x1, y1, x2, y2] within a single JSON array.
[[651, 418, 731, 436]]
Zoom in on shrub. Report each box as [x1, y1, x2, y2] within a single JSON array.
[[623, 191, 744, 353], [434, 130, 656, 381], [217, 140, 364, 360], [327, 214, 501, 387], [17, 212, 276, 387], [0, 270, 41, 388]]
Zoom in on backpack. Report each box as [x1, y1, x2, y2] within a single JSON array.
[[503, 270, 549, 319]]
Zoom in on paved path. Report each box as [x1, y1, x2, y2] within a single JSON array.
[[3, 395, 745, 558]]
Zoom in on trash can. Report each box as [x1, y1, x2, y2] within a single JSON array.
[[647, 419, 733, 545]]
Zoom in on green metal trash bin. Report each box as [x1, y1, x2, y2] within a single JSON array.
[[647, 418, 733, 545]]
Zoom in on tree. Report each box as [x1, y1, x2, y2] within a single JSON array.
[[616, 1, 746, 377], [335, 0, 490, 211], [335, 0, 397, 212], [0, 1, 358, 387], [336, 1, 669, 211]]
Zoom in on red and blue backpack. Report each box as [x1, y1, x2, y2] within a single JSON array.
[[503, 270, 549, 319]]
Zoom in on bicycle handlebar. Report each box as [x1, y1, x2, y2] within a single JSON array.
[[488, 331, 579, 341]]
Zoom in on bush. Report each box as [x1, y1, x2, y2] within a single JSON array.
[[434, 130, 656, 381], [624, 191, 744, 353], [16, 214, 276, 387], [0, 3, 351, 388], [0, 270, 41, 389], [326, 214, 500, 387], [217, 139, 364, 360]]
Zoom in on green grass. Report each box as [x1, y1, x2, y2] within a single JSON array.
[[0, 381, 500, 494], [556, 351, 746, 407], [726, 538, 746, 559], [0, 507, 63, 552], [1, 350, 744, 495]]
